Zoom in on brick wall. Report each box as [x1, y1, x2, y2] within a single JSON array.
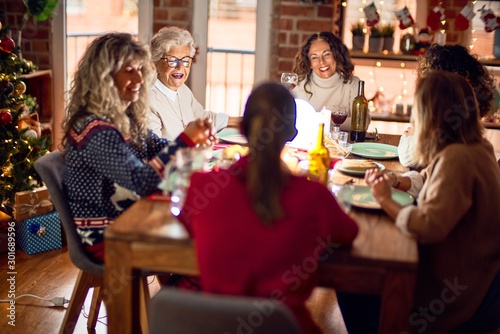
[[1, 0, 471, 82], [152, 0, 193, 35], [1, 0, 52, 70], [269, 0, 342, 82]]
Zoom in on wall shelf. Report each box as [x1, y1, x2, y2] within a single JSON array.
[[21, 70, 54, 138], [351, 51, 500, 71]]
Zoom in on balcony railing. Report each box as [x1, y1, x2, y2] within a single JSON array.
[[206, 47, 255, 117]]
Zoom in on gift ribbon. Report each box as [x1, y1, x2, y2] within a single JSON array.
[[16, 199, 53, 218], [28, 222, 47, 237]]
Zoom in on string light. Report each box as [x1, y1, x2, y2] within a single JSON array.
[[469, 1, 477, 50]]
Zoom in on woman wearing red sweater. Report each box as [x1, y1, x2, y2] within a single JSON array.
[[179, 82, 359, 333]]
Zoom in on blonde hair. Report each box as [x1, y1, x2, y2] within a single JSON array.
[[62, 33, 154, 148], [241, 82, 297, 224], [413, 71, 484, 166]]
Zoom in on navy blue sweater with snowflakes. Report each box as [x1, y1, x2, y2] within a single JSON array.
[[63, 115, 193, 261]]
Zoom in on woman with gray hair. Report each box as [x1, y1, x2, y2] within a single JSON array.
[[148, 26, 240, 140]]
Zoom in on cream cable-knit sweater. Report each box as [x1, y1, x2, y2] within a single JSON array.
[[148, 79, 229, 140], [292, 72, 360, 131]]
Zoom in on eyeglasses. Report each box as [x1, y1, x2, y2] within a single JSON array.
[[160, 56, 193, 68]]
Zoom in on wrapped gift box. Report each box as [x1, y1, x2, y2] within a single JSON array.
[[16, 211, 62, 255], [13, 186, 54, 221]]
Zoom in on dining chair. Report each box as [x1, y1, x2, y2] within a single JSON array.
[[34, 151, 152, 333], [149, 287, 303, 334]]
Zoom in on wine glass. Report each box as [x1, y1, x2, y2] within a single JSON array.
[[330, 105, 348, 138], [281, 72, 298, 90]]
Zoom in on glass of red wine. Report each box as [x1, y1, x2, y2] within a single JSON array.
[[330, 105, 348, 138]]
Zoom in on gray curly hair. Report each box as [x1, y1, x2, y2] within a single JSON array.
[[150, 26, 196, 62]]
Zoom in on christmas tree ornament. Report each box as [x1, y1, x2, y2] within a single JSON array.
[[0, 36, 15, 53], [364, 2, 380, 27], [479, 5, 500, 33], [18, 112, 41, 137], [0, 81, 14, 95], [14, 81, 27, 95], [427, 5, 445, 31], [2, 163, 13, 178], [23, 129, 38, 139], [395, 7, 415, 30], [0, 109, 13, 125], [456, 4, 476, 31]]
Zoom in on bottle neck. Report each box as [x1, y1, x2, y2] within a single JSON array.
[[358, 81, 365, 97], [316, 123, 324, 147]]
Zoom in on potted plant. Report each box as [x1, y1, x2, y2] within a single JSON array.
[[380, 23, 395, 53], [351, 22, 366, 52], [368, 25, 383, 53]]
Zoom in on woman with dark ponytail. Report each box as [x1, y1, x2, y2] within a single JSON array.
[[179, 82, 358, 334]]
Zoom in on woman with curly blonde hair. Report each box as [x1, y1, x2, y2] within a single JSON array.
[[62, 32, 213, 262]]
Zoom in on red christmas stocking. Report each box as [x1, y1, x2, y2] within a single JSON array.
[[479, 6, 500, 33], [395, 7, 415, 30], [364, 2, 380, 27], [456, 5, 476, 31], [427, 5, 445, 31]]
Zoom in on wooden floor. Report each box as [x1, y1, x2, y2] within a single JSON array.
[[0, 246, 347, 334]]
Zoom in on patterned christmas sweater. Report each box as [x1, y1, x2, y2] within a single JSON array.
[[63, 115, 193, 260]]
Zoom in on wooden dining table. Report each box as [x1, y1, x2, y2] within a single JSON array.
[[103, 133, 418, 334]]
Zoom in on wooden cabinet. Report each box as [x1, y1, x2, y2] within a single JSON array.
[[21, 70, 54, 138]]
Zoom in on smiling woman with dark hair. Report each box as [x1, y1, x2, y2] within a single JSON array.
[[291, 31, 361, 131]]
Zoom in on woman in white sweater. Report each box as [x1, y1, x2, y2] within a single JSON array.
[[291, 31, 361, 131], [148, 26, 239, 140]]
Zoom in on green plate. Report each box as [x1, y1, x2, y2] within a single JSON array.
[[351, 143, 399, 160], [344, 185, 414, 209], [217, 128, 248, 145], [338, 161, 385, 177]]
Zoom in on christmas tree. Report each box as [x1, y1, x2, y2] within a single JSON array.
[[0, 19, 50, 211]]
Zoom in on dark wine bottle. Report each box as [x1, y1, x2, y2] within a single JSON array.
[[350, 80, 368, 142], [308, 122, 330, 185]]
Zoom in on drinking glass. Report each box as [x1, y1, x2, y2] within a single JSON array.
[[281, 72, 298, 90], [330, 105, 348, 137], [330, 184, 355, 214], [338, 131, 348, 147]]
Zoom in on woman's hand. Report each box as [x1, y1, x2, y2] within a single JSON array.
[[403, 126, 413, 137], [365, 168, 397, 187], [366, 168, 403, 220], [184, 118, 217, 146], [370, 173, 393, 204]]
